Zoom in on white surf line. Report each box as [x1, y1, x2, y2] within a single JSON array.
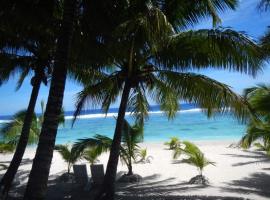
[[64, 108, 202, 120]]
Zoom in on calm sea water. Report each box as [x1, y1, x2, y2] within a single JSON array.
[[0, 104, 246, 144]]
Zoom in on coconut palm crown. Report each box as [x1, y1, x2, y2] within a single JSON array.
[[71, 1, 263, 199]]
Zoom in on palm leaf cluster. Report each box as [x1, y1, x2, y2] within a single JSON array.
[[240, 85, 270, 154], [73, 119, 145, 175], [164, 137, 181, 150], [54, 144, 81, 174], [173, 140, 215, 176], [73, 1, 263, 126], [0, 110, 39, 146]]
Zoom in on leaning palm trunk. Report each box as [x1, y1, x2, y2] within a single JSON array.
[[23, 0, 77, 199], [0, 73, 42, 199], [97, 81, 131, 200]]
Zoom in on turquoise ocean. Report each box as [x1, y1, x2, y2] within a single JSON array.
[[0, 104, 246, 144]]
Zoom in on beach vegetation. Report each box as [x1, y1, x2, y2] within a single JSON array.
[[0, 142, 15, 154], [73, 119, 143, 176], [72, 0, 263, 196], [0, 0, 62, 196], [164, 137, 181, 150], [55, 144, 81, 174], [173, 140, 215, 184], [82, 147, 101, 165], [240, 85, 270, 155], [136, 148, 153, 164]]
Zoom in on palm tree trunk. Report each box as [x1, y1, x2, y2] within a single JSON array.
[[127, 161, 133, 176], [23, 1, 77, 199], [0, 74, 42, 199], [96, 81, 131, 200]]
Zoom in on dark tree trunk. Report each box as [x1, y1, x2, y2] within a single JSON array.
[[96, 81, 131, 200], [23, 0, 76, 199], [0, 73, 42, 199], [127, 162, 133, 176]]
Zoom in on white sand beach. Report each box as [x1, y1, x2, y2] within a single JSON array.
[[1, 140, 270, 200]]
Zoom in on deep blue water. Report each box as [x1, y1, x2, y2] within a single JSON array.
[[0, 104, 246, 144]]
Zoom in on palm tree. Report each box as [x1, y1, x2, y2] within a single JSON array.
[[0, 101, 53, 197], [0, 110, 40, 146], [164, 137, 181, 150], [184, 150, 215, 179], [135, 148, 153, 164], [23, 0, 78, 198], [55, 144, 81, 174], [83, 148, 100, 165], [173, 141, 215, 184], [73, 119, 144, 176], [239, 85, 270, 152], [0, 0, 60, 197], [73, 1, 263, 198]]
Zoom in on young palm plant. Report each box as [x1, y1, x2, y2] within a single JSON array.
[[73, 119, 143, 176], [164, 137, 181, 150], [83, 148, 101, 165], [173, 141, 215, 184], [55, 144, 81, 174], [73, 1, 263, 198], [135, 148, 153, 164]]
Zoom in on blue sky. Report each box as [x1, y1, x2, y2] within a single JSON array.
[[0, 0, 270, 116]]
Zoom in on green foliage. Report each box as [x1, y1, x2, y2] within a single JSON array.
[[164, 137, 181, 150], [55, 144, 81, 174], [240, 85, 270, 154], [73, 119, 144, 174], [0, 110, 39, 146], [183, 150, 215, 176], [0, 142, 15, 153], [0, 101, 65, 148], [173, 140, 215, 176], [136, 148, 153, 163], [72, 0, 263, 128], [83, 148, 100, 165]]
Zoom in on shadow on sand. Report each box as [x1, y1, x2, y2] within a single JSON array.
[[221, 172, 270, 198]]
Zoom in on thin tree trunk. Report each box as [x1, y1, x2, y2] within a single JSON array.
[[96, 81, 131, 200], [23, 0, 76, 199], [0, 74, 42, 199], [127, 161, 133, 176]]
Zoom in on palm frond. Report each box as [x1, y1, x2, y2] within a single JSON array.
[[155, 28, 263, 76], [155, 71, 252, 122]]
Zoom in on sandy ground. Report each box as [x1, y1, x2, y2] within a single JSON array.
[[1, 140, 270, 200]]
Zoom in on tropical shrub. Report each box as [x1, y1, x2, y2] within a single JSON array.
[[164, 137, 181, 150], [136, 148, 153, 163], [73, 119, 143, 175], [55, 144, 81, 174]]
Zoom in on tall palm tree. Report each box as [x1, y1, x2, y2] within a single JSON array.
[[0, 1, 60, 197], [23, 0, 78, 199], [73, 1, 263, 198]]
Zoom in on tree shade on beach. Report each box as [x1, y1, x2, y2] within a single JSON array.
[[72, 1, 263, 199]]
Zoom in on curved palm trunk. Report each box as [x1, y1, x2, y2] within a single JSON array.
[[23, 0, 76, 199], [0, 75, 42, 199], [97, 81, 131, 200]]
